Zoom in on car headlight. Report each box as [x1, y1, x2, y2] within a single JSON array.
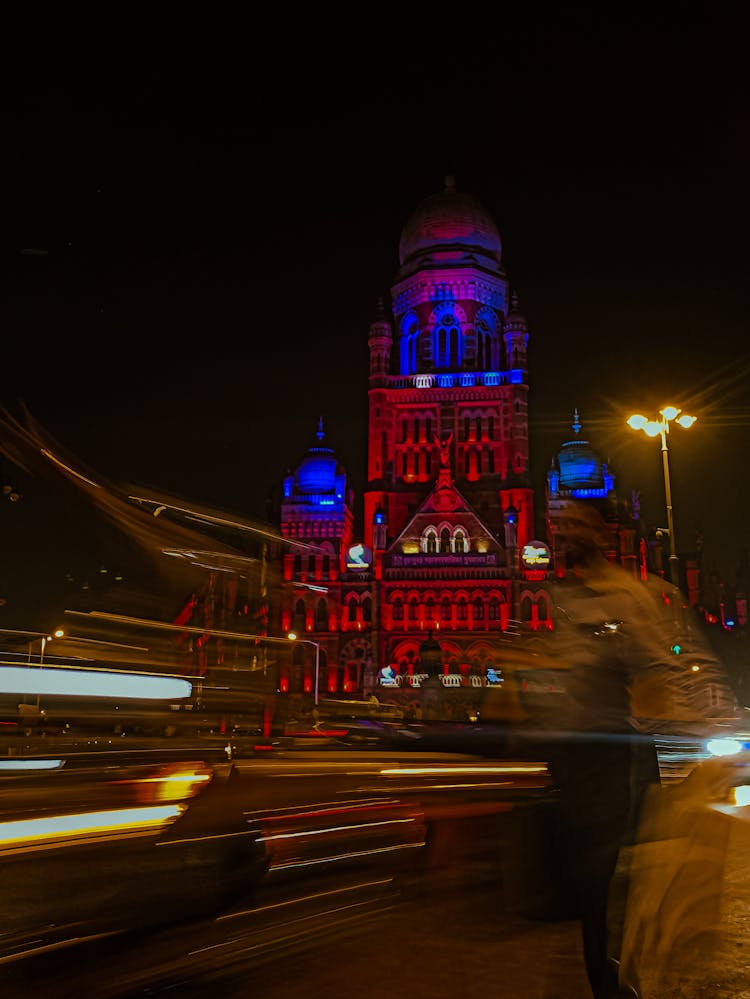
[[706, 738, 745, 757]]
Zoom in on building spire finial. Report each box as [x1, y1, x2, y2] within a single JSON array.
[[316, 416, 325, 442], [572, 408, 582, 435]]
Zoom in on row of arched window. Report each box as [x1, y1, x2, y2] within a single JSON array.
[[390, 593, 506, 623], [421, 526, 469, 554], [396, 447, 502, 481], [398, 309, 504, 375], [287, 592, 551, 634], [289, 595, 373, 633]]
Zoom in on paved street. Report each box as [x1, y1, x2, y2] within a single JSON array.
[[12, 820, 749, 999], [3, 748, 750, 999]]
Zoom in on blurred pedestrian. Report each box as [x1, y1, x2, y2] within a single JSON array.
[[524, 500, 737, 999]]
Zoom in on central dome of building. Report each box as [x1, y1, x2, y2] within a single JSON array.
[[398, 176, 503, 268]]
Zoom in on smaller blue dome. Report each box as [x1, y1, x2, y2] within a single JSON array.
[[284, 418, 348, 509], [558, 440, 604, 489], [296, 449, 338, 493]]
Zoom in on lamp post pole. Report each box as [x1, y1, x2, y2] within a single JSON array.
[[313, 641, 320, 707], [627, 406, 696, 589], [288, 633, 322, 706], [658, 418, 679, 585]]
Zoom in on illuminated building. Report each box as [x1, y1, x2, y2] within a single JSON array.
[[276, 178, 549, 700]]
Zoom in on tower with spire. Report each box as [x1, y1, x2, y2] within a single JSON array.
[[278, 419, 370, 696], [274, 178, 545, 704]]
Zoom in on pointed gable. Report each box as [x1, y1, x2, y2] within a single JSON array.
[[386, 477, 504, 570]]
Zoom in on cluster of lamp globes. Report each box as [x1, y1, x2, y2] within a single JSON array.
[[626, 406, 697, 436], [2, 483, 21, 503]]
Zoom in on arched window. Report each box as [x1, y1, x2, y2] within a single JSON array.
[[425, 416, 433, 441], [392, 597, 404, 621], [473, 597, 484, 620], [315, 598, 328, 630], [425, 596, 435, 626], [293, 599, 306, 630], [441, 597, 452, 621], [453, 530, 467, 554], [408, 332, 417, 373], [424, 530, 437, 554], [436, 315, 460, 368], [521, 596, 533, 621], [347, 596, 358, 625], [537, 598, 548, 621], [488, 597, 501, 620], [400, 318, 419, 375], [476, 319, 492, 369], [456, 597, 468, 621], [322, 555, 330, 578], [293, 554, 302, 576], [408, 597, 419, 621], [476, 416, 482, 439], [440, 528, 451, 553], [362, 596, 372, 623]]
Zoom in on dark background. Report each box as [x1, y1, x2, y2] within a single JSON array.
[[2, 8, 749, 629]]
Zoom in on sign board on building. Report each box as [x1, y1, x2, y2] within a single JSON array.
[[346, 542, 372, 571], [521, 540, 551, 570]]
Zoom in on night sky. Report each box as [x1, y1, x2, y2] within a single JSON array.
[[2, 10, 749, 629]]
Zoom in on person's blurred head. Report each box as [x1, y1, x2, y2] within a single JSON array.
[[555, 500, 612, 567]]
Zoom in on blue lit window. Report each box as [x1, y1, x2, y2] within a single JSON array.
[[435, 315, 460, 369], [400, 316, 420, 375]]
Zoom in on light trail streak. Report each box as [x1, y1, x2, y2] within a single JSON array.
[[0, 804, 185, 847], [0, 665, 192, 700]]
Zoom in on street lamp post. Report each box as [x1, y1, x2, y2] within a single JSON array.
[[39, 629, 65, 665], [627, 406, 697, 586], [287, 632, 321, 706]]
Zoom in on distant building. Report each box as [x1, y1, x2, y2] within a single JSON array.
[[546, 408, 643, 580]]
